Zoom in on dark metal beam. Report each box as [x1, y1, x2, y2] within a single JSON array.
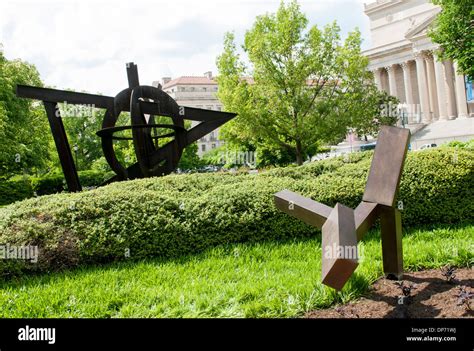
[[17, 85, 114, 109], [274, 190, 332, 229], [16, 85, 237, 122], [126, 62, 140, 88], [185, 119, 229, 145], [321, 203, 358, 290], [43, 102, 81, 192], [363, 126, 410, 207], [354, 201, 379, 241], [181, 106, 237, 122], [380, 206, 403, 279]]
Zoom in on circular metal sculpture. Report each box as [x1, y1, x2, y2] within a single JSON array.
[[16, 62, 236, 191], [97, 86, 187, 179]]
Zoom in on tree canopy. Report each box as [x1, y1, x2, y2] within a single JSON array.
[[0, 50, 51, 177], [216, 0, 394, 165], [429, 0, 474, 78]]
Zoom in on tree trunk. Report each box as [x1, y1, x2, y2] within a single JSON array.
[[295, 140, 303, 166]]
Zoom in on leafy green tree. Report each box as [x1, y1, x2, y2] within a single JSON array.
[[352, 88, 400, 141], [216, 1, 386, 165], [62, 109, 139, 173], [201, 146, 224, 166], [178, 142, 203, 170], [429, 0, 473, 78], [255, 143, 296, 167], [0, 50, 51, 177], [60, 103, 104, 171]]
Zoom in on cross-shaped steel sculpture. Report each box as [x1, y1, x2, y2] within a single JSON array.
[[16, 63, 236, 192], [274, 126, 410, 290]]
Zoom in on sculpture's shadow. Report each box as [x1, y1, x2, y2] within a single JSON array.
[[369, 275, 474, 318]]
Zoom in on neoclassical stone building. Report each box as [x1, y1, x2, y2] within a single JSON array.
[[153, 72, 223, 156], [364, 0, 473, 148]]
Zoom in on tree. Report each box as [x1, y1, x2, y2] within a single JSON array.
[[0, 50, 52, 178], [216, 1, 388, 165], [63, 106, 140, 172], [60, 103, 104, 171], [178, 142, 203, 170], [429, 0, 474, 78], [352, 88, 400, 141]]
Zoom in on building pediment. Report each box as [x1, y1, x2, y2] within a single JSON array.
[[364, 0, 403, 15], [405, 12, 439, 41]]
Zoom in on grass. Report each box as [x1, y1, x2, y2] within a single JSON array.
[[0, 224, 472, 318]]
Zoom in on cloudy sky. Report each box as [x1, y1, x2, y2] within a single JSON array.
[[0, 0, 373, 96]]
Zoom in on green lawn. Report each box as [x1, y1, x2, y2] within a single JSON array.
[[0, 224, 472, 318]]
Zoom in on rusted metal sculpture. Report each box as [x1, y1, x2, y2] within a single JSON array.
[[16, 63, 236, 192], [274, 126, 410, 290]]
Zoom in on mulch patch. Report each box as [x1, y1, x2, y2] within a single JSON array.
[[305, 267, 473, 318]]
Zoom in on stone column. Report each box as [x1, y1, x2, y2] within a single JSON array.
[[373, 68, 383, 90], [434, 54, 449, 120], [386, 65, 398, 98], [425, 54, 439, 119], [415, 52, 432, 123], [453, 61, 469, 118], [401, 62, 414, 105], [444, 60, 457, 119]]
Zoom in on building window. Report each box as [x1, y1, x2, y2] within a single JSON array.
[[190, 87, 195, 92], [203, 87, 207, 92], [212, 143, 216, 149], [201, 144, 206, 152], [216, 106, 222, 111], [214, 87, 218, 91], [467, 77, 473, 102]]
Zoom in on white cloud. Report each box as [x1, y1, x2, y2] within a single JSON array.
[[0, 0, 370, 95]]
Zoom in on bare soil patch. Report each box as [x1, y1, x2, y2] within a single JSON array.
[[306, 267, 473, 318]]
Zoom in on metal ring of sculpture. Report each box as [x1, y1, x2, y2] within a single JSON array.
[[99, 85, 187, 179], [96, 124, 184, 141]]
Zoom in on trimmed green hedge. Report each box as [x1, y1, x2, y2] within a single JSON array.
[[1, 170, 113, 204], [30, 173, 65, 196], [443, 139, 474, 149], [31, 170, 114, 196], [0, 147, 472, 277], [0, 179, 33, 206]]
